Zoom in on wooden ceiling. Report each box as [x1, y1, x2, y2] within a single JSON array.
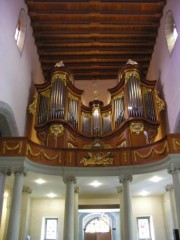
[[25, 0, 166, 81]]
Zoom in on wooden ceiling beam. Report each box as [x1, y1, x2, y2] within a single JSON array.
[[26, 1, 165, 14], [32, 23, 158, 34], [29, 13, 161, 24]]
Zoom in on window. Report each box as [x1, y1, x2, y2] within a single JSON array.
[[14, 8, 27, 54], [165, 10, 178, 55], [41, 218, 58, 240], [85, 215, 110, 233], [137, 217, 153, 240]]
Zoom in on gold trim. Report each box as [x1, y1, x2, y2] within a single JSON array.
[[172, 138, 180, 151], [50, 125, 64, 137], [80, 152, 113, 166], [155, 90, 165, 114], [125, 71, 140, 84], [28, 95, 37, 115], [82, 112, 91, 118], [68, 92, 78, 101], [114, 92, 124, 100], [3, 141, 23, 154], [51, 73, 67, 86], [134, 141, 169, 161], [130, 123, 144, 135], [26, 144, 61, 162], [40, 89, 50, 97], [102, 111, 111, 118]]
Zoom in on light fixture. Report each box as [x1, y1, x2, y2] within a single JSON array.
[[46, 193, 57, 198], [90, 181, 102, 187], [149, 176, 162, 183], [139, 191, 149, 196], [34, 178, 46, 184]]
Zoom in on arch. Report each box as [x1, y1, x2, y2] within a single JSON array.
[[0, 101, 19, 137]]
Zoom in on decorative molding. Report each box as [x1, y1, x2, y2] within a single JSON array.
[[130, 122, 144, 135], [80, 152, 113, 166], [28, 95, 37, 115], [119, 175, 133, 183], [50, 124, 64, 137]]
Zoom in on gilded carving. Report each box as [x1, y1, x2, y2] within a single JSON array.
[[50, 125, 64, 137], [130, 123, 144, 135], [28, 95, 37, 115], [80, 152, 113, 166], [51, 73, 67, 86], [102, 111, 111, 118], [155, 90, 165, 114], [125, 71, 140, 84], [40, 89, 50, 97], [134, 141, 169, 161], [3, 141, 22, 154], [114, 92, 124, 100], [172, 138, 180, 151], [26, 144, 61, 162], [82, 112, 91, 118], [68, 92, 78, 101]]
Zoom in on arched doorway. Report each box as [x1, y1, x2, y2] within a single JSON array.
[[84, 214, 112, 240]]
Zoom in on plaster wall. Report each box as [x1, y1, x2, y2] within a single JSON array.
[[147, 0, 180, 133], [0, 0, 44, 136], [133, 196, 167, 240], [29, 196, 167, 240], [29, 198, 65, 240]]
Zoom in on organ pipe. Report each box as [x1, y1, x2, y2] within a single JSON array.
[[30, 60, 165, 146]]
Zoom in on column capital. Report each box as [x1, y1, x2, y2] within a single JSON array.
[[74, 186, 80, 194], [119, 175, 133, 184], [165, 184, 174, 192], [168, 164, 180, 175], [63, 176, 76, 184], [0, 168, 12, 176], [14, 168, 27, 177], [22, 186, 32, 194]]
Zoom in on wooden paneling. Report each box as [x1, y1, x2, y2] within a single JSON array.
[[25, 0, 166, 81]]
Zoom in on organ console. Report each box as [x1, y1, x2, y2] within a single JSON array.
[[29, 60, 165, 149]]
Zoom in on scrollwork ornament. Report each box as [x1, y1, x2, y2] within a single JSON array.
[[130, 122, 144, 135], [28, 95, 37, 115], [50, 125, 64, 137]]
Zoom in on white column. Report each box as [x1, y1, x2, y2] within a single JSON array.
[[0, 171, 7, 225], [6, 170, 25, 240], [169, 167, 180, 234], [63, 176, 76, 240], [19, 186, 32, 240], [119, 175, 133, 240], [74, 186, 79, 240], [118, 186, 124, 240]]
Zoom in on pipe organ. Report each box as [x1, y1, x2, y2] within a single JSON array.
[[29, 60, 165, 148]]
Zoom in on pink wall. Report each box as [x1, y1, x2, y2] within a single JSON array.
[[147, 0, 180, 133], [0, 0, 44, 136]]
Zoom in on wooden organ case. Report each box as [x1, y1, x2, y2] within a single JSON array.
[[29, 61, 165, 149]]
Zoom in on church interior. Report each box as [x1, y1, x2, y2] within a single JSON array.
[[0, 0, 180, 240]]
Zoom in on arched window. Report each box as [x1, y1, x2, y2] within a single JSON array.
[[85, 215, 110, 233], [14, 8, 27, 54], [165, 10, 178, 55]]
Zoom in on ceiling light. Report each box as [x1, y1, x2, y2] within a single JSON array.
[[149, 176, 162, 183], [139, 191, 149, 196], [90, 181, 102, 187], [46, 193, 57, 198], [34, 178, 46, 184]]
